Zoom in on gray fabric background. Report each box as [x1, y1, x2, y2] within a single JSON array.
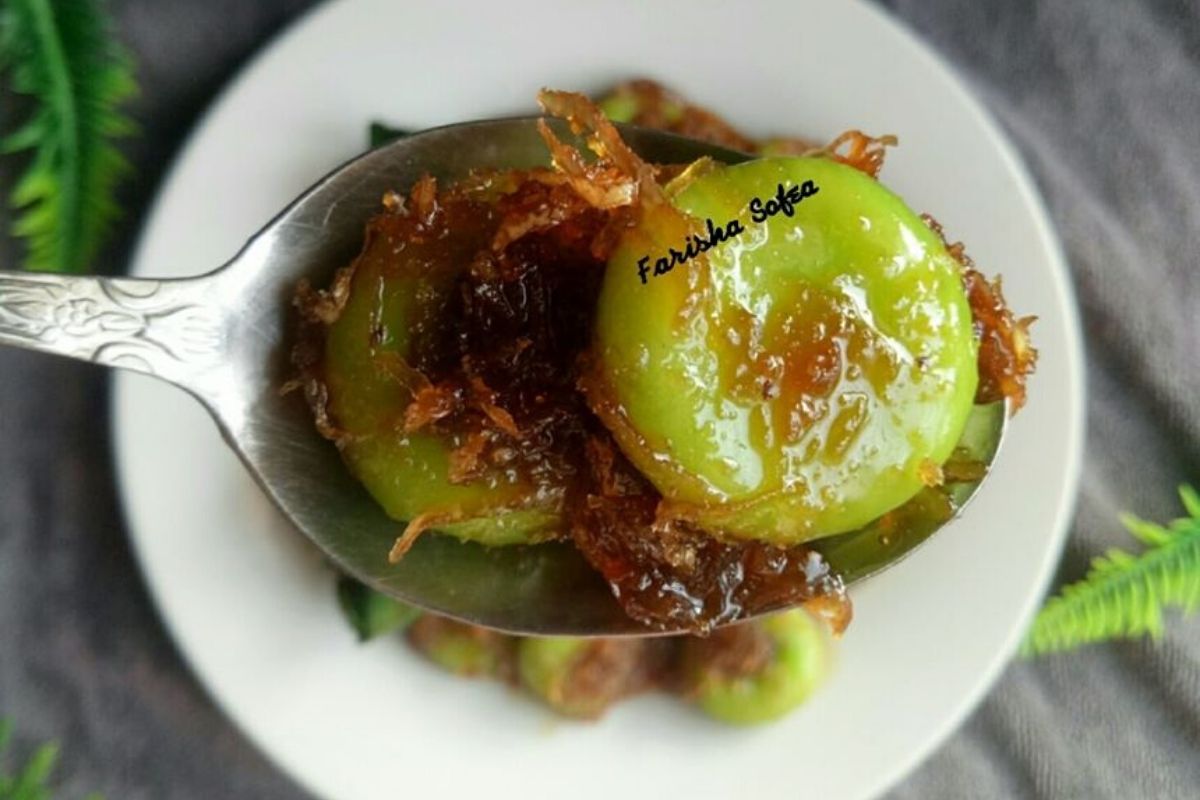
[[1, 0, 1197, 797]]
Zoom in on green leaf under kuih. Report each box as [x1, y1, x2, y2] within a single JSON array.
[[0, 0, 136, 272], [1022, 485, 1200, 656], [368, 121, 409, 149], [337, 575, 422, 641]]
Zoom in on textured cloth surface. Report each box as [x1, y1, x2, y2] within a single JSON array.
[[1, 1, 1197, 798]]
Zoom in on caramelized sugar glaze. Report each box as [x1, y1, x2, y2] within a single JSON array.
[[293, 87, 1035, 634]]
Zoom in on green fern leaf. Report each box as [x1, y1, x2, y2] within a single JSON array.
[[1021, 486, 1200, 656], [0, 717, 102, 799], [0, 0, 136, 272]]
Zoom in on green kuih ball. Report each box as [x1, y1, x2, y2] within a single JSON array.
[[589, 156, 978, 544], [688, 610, 831, 725], [517, 637, 625, 719], [321, 208, 560, 547], [407, 616, 514, 678]]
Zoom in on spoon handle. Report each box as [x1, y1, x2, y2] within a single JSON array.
[[0, 270, 226, 394]]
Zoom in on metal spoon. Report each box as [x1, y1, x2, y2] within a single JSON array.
[[0, 118, 1005, 636]]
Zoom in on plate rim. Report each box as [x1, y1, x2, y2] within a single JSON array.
[[848, 2, 1086, 794]]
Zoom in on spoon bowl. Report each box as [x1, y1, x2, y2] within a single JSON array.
[[0, 118, 1004, 635]]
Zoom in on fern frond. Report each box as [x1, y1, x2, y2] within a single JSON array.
[[0, 718, 102, 799], [0, 717, 59, 798], [0, 0, 136, 272], [1021, 486, 1200, 656]]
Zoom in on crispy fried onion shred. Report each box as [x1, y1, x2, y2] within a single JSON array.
[[294, 265, 354, 325], [922, 215, 1038, 411], [569, 437, 853, 635], [537, 89, 667, 208], [488, 90, 674, 254], [488, 174, 598, 252], [808, 130, 898, 178], [600, 80, 757, 151], [288, 265, 360, 439], [388, 510, 465, 563]]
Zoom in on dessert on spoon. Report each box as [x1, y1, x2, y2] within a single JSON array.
[[0, 88, 1034, 638]]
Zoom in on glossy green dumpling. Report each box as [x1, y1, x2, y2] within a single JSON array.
[[322, 213, 559, 547], [589, 157, 978, 544], [686, 610, 831, 725], [517, 637, 612, 719], [407, 615, 514, 678]]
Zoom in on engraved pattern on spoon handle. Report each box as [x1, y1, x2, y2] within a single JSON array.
[[0, 270, 226, 394]]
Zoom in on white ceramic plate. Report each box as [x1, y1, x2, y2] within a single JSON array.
[[114, 1, 1084, 798]]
